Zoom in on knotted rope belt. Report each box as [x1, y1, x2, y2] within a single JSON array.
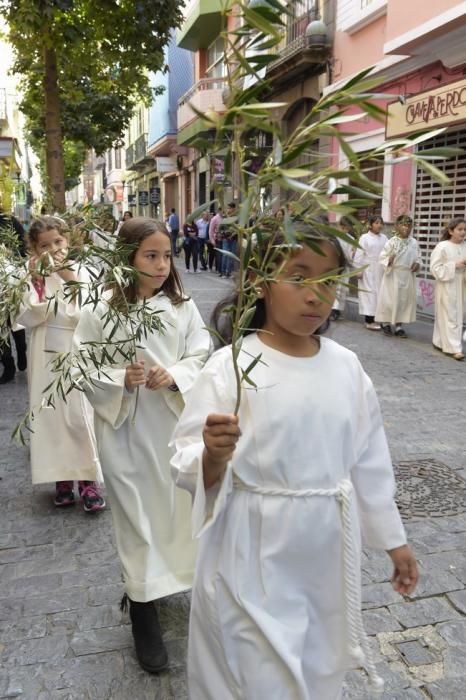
[[232, 475, 384, 692]]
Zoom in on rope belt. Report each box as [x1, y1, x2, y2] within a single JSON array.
[[232, 475, 384, 693]]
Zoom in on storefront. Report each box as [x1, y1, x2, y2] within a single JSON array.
[[387, 76, 466, 317]]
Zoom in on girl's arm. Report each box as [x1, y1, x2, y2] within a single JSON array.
[[430, 244, 462, 281], [165, 300, 211, 397], [71, 304, 133, 429], [170, 349, 237, 537], [352, 235, 366, 275]]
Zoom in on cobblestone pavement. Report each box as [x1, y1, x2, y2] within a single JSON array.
[[1, 267, 465, 699]]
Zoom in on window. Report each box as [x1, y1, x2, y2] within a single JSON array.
[[107, 149, 113, 172], [206, 37, 225, 80], [337, 0, 387, 34], [115, 148, 121, 169]]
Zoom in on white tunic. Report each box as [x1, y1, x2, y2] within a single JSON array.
[[332, 239, 355, 313], [171, 334, 406, 700], [430, 240, 466, 354], [15, 267, 101, 485], [375, 236, 421, 324], [73, 292, 211, 602], [354, 232, 387, 316]]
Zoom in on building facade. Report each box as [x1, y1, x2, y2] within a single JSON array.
[[327, 0, 466, 316]]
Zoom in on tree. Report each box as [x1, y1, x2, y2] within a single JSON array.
[[1, 0, 183, 210]]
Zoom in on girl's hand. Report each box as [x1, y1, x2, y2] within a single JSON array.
[[387, 544, 418, 595], [411, 262, 420, 272], [455, 260, 466, 269], [145, 363, 174, 390], [125, 361, 146, 391], [203, 413, 240, 463], [388, 255, 395, 266]]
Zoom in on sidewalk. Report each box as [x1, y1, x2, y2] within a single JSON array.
[[0, 270, 465, 699]]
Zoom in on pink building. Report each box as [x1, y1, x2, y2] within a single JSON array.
[[327, 0, 466, 315]]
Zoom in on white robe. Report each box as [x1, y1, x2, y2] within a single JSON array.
[[430, 240, 466, 354], [375, 236, 420, 324], [15, 267, 101, 485], [171, 334, 406, 700], [354, 232, 387, 316], [332, 239, 355, 312], [73, 292, 211, 602]]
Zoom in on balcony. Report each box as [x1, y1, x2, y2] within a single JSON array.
[[176, 0, 223, 50], [266, 8, 331, 88], [125, 134, 154, 171], [177, 78, 227, 145]]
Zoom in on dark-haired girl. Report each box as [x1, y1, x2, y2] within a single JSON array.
[[15, 216, 104, 511], [354, 215, 387, 330], [171, 231, 417, 699], [430, 217, 466, 360], [73, 217, 211, 671]]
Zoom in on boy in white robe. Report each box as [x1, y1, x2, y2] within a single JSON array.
[[375, 215, 421, 338]]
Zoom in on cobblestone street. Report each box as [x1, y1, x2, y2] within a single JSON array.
[[1, 268, 466, 699]]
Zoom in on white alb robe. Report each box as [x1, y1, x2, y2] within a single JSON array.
[[430, 240, 466, 354], [332, 239, 355, 313], [73, 292, 211, 601], [354, 232, 387, 316], [375, 236, 421, 324], [15, 267, 101, 485], [171, 334, 406, 700]]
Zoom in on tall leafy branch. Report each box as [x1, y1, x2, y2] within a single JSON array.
[[1, 0, 183, 209]]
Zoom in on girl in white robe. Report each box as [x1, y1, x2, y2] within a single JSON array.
[[171, 230, 418, 700], [353, 216, 387, 330], [430, 217, 466, 360], [15, 216, 104, 511], [72, 217, 211, 673], [375, 215, 421, 337]]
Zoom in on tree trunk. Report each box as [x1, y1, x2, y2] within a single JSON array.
[[44, 45, 66, 212]]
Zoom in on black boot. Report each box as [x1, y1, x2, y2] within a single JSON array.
[[0, 352, 15, 384], [121, 594, 168, 673], [13, 329, 27, 371]]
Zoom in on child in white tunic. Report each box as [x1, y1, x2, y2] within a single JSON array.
[[171, 230, 418, 700], [430, 217, 466, 360], [330, 216, 356, 321], [375, 215, 421, 338], [353, 215, 387, 330], [15, 216, 104, 511], [72, 217, 211, 673]]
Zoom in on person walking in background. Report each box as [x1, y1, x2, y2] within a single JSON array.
[[183, 216, 200, 274], [196, 210, 210, 271], [14, 216, 104, 510], [219, 201, 237, 279], [73, 217, 211, 673], [430, 217, 466, 360], [354, 215, 387, 330], [0, 207, 27, 383], [168, 208, 180, 257], [171, 225, 418, 699], [210, 206, 223, 273], [330, 216, 357, 321], [376, 215, 421, 338]]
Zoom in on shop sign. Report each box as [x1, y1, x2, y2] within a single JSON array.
[[150, 186, 160, 204], [138, 190, 149, 206], [127, 193, 137, 207], [156, 157, 177, 173], [210, 155, 225, 183], [387, 78, 466, 138]]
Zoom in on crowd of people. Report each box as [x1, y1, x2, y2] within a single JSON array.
[[10, 202, 466, 697]]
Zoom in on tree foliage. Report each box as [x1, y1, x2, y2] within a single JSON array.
[[1, 0, 183, 199]]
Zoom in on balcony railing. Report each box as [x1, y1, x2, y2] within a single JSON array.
[[125, 144, 135, 169], [178, 77, 228, 132], [134, 133, 148, 162]]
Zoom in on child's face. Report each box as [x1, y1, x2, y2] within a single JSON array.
[[370, 219, 383, 234], [33, 228, 68, 259], [396, 221, 412, 239], [450, 223, 466, 244], [261, 242, 340, 340], [133, 231, 172, 297]]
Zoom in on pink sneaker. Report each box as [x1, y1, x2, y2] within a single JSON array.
[[78, 481, 106, 513], [54, 481, 75, 507]]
